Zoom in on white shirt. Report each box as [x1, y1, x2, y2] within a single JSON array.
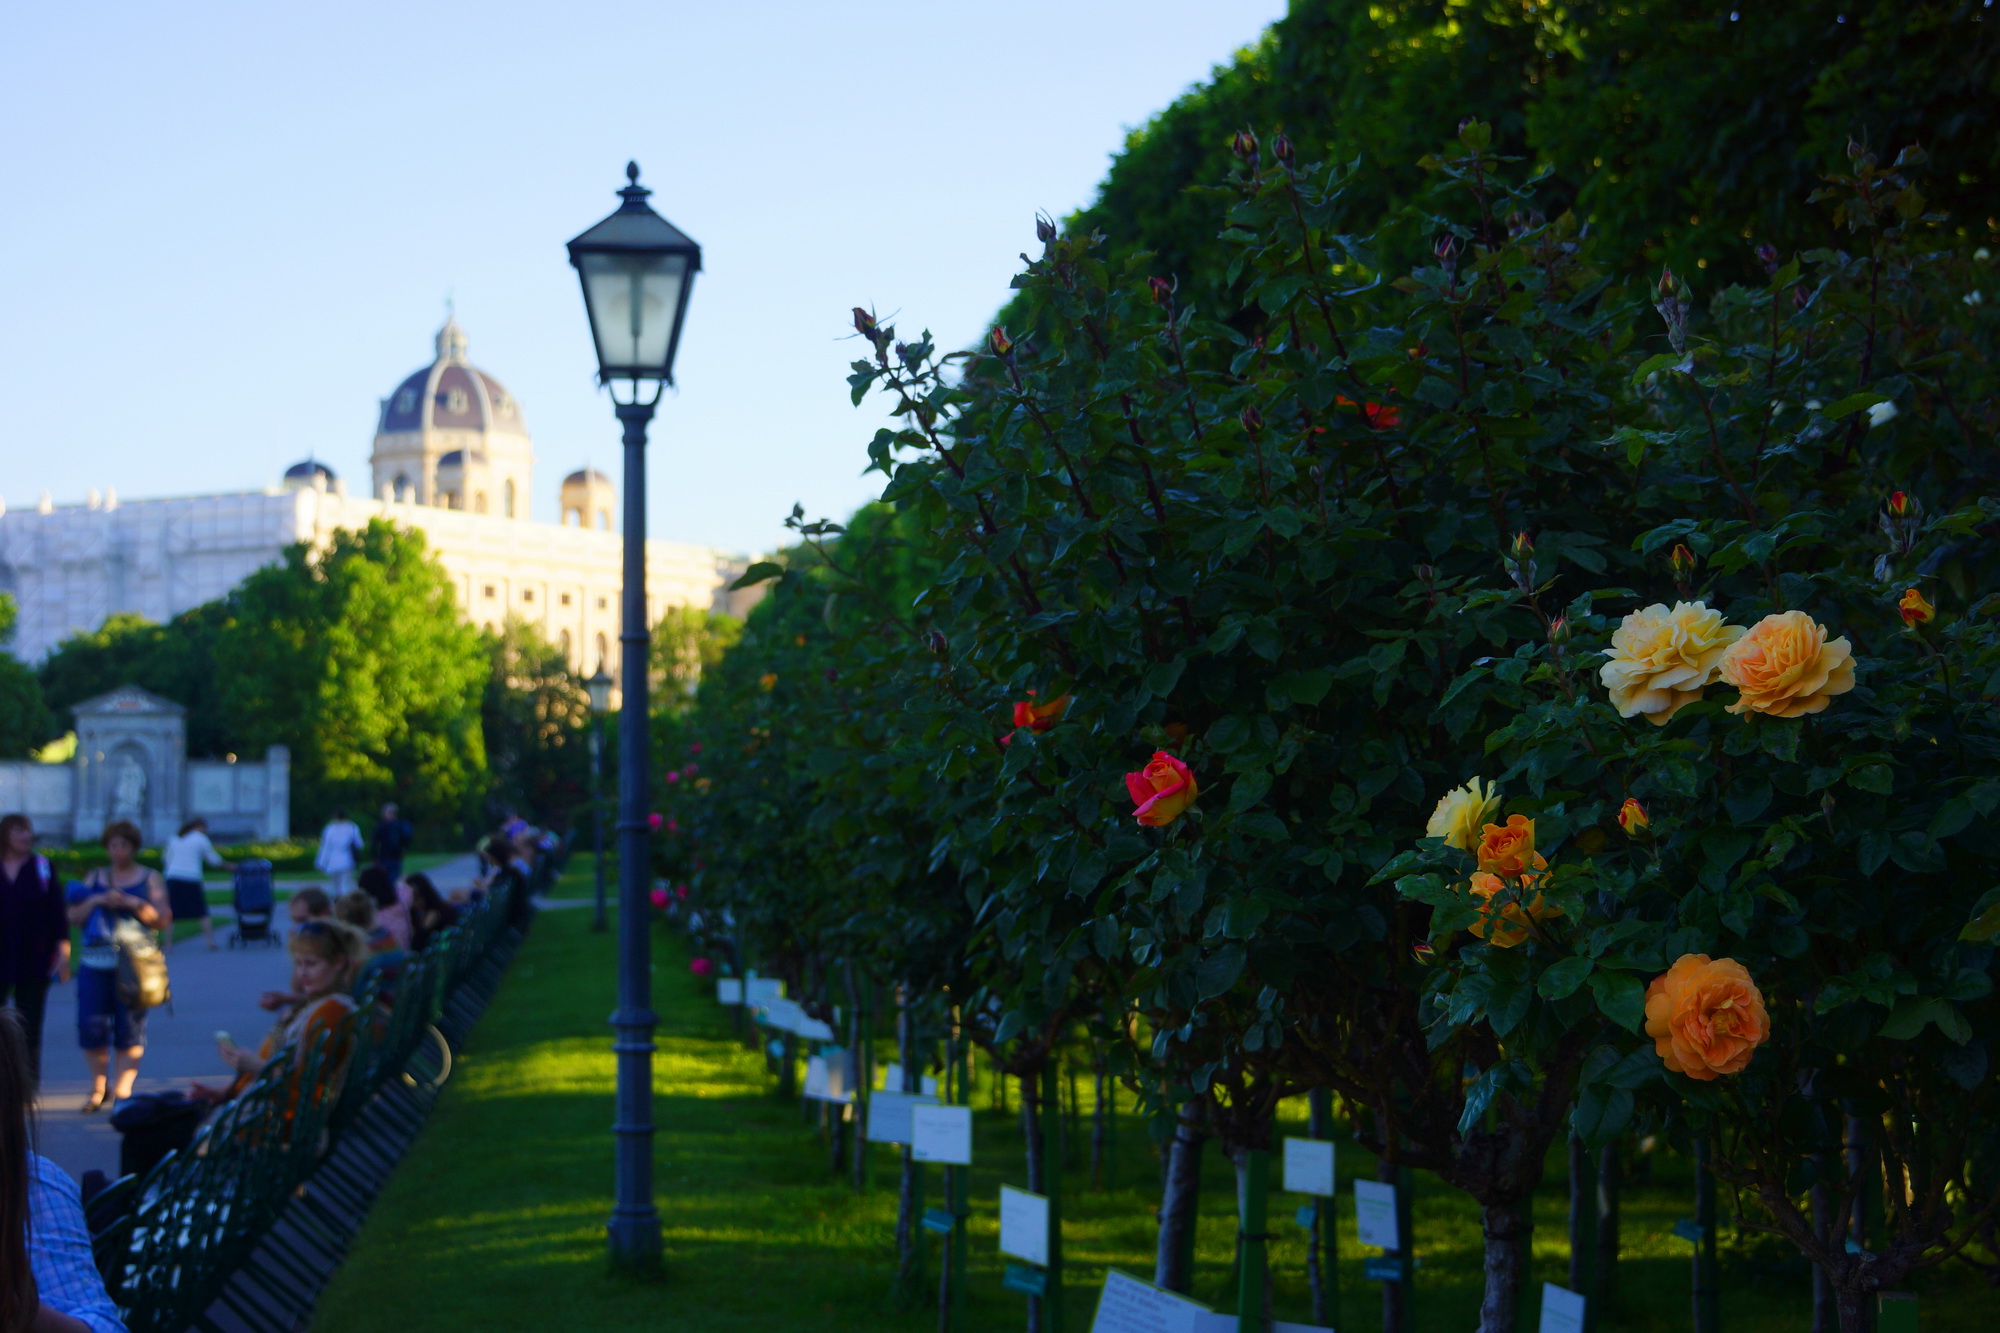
[[162, 829, 222, 881], [315, 820, 364, 874]]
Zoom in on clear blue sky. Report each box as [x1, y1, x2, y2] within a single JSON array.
[[0, 1, 1285, 556]]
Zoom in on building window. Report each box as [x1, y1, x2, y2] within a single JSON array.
[[504, 479, 516, 518], [392, 473, 411, 503], [596, 509, 610, 531], [396, 389, 416, 414], [473, 492, 488, 514], [522, 588, 534, 603], [596, 596, 607, 610], [559, 592, 571, 607], [445, 387, 469, 414], [483, 585, 496, 599]]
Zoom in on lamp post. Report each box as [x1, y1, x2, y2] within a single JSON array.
[[567, 160, 701, 1275], [585, 666, 614, 934]]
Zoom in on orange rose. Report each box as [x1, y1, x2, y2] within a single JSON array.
[[1643, 954, 1769, 1080], [1476, 814, 1546, 880], [1125, 751, 1198, 827], [1617, 798, 1649, 836], [1012, 693, 1071, 733], [1898, 588, 1935, 627], [1467, 871, 1563, 948], [1717, 610, 1855, 718]]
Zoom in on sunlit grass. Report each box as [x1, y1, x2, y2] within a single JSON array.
[[311, 857, 1985, 1331]]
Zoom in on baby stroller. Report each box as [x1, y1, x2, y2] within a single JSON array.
[[229, 859, 278, 947]]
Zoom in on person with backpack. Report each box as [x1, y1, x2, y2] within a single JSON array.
[[0, 816, 69, 1084], [66, 822, 170, 1114]]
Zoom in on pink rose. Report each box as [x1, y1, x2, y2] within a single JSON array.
[[648, 887, 669, 909]]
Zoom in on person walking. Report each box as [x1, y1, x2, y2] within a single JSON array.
[[0, 815, 70, 1084], [67, 822, 169, 1113], [161, 817, 231, 953], [369, 802, 414, 884], [314, 809, 365, 896]]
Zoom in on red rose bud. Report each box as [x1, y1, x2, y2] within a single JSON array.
[[988, 326, 1013, 357], [1899, 588, 1936, 626], [666, 818, 679, 834], [1511, 532, 1535, 560], [1035, 212, 1057, 244], [1754, 243, 1780, 275], [1547, 615, 1570, 645], [676, 885, 689, 900], [852, 307, 876, 338], [1412, 941, 1437, 966], [1656, 266, 1677, 301], [689, 957, 714, 977], [927, 630, 948, 656], [647, 812, 663, 832], [1617, 798, 1649, 836], [1434, 234, 1461, 265], [1669, 543, 1696, 579], [689, 742, 703, 754], [1272, 133, 1295, 165], [1148, 276, 1173, 306], [1887, 490, 1910, 518], [1240, 405, 1265, 434], [666, 770, 681, 784], [649, 887, 669, 909], [1231, 129, 1259, 166]]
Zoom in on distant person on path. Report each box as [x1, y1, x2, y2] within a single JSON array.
[[161, 817, 231, 954], [1, 1010, 128, 1333], [314, 810, 365, 895], [0, 815, 70, 1084], [67, 822, 169, 1114], [369, 803, 414, 883]]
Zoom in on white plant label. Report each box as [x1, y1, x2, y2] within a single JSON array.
[[1282, 1136, 1335, 1197], [1540, 1283, 1585, 1333], [998, 1185, 1050, 1266], [909, 1103, 973, 1165], [1354, 1178, 1400, 1250]]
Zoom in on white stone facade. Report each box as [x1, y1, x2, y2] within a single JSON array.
[[0, 318, 761, 688]]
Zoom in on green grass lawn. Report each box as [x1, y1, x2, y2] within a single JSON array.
[[309, 858, 1985, 1332]]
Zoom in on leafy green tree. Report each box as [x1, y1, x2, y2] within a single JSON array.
[[215, 520, 489, 831], [0, 595, 56, 758], [650, 605, 744, 719], [481, 618, 589, 828], [37, 603, 234, 756]]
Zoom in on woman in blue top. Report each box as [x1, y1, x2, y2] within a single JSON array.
[[65, 822, 168, 1114]]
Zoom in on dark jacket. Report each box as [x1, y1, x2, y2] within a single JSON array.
[[0, 856, 66, 988], [371, 818, 415, 864]]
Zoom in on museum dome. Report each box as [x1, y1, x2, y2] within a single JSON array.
[[282, 459, 337, 491], [375, 317, 527, 437]]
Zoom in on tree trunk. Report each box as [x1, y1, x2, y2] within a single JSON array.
[[1023, 1072, 1044, 1333], [893, 986, 925, 1307], [1478, 1198, 1530, 1333], [1836, 1285, 1876, 1333], [1155, 1100, 1207, 1294], [1091, 1058, 1108, 1190], [1595, 1142, 1621, 1310], [1568, 1136, 1596, 1302], [1306, 1090, 1332, 1328], [1811, 1174, 1834, 1333]]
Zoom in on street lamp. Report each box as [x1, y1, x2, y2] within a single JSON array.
[[568, 160, 702, 1275], [584, 665, 614, 935]]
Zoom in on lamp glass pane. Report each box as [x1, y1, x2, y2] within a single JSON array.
[[579, 252, 687, 376]]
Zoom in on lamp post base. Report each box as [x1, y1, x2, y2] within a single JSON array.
[[606, 1212, 663, 1276]]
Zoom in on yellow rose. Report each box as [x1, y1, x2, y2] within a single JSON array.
[[1598, 602, 1746, 725], [1426, 778, 1501, 851], [1717, 610, 1856, 718]]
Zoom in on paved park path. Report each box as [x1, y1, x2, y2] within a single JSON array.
[[32, 855, 481, 1182]]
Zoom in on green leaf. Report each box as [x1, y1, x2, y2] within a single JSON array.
[[1572, 1084, 1635, 1146], [1145, 659, 1187, 698], [1631, 352, 1690, 383], [1196, 945, 1246, 1000], [1278, 669, 1334, 706], [1590, 971, 1646, 1033], [1539, 955, 1595, 1001], [728, 561, 784, 590], [1878, 998, 1941, 1041], [1822, 391, 1886, 421]]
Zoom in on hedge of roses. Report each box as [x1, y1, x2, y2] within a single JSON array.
[[666, 127, 2000, 1332]]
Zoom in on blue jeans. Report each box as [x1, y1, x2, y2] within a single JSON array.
[[76, 965, 146, 1051]]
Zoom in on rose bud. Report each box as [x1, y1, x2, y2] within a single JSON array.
[[1755, 243, 1780, 275], [1013, 694, 1071, 733], [1148, 276, 1173, 306], [988, 326, 1013, 357], [1411, 941, 1437, 966], [1887, 490, 1910, 518], [1272, 133, 1295, 165], [852, 307, 876, 338], [1670, 543, 1696, 580], [1899, 588, 1935, 626], [1231, 129, 1259, 163], [1240, 405, 1265, 434], [1036, 212, 1057, 244], [1617, 798, 1649, 836]]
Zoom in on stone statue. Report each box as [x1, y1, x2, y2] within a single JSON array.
[[111, 753, 147, 821]]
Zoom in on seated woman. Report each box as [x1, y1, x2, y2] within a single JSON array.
[[403, 874, 457, 954], [194, 920, 366, 1109], [357, 866, 409, 950]]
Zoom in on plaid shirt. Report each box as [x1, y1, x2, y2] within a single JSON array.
[[29, 1153, 126, 1333]]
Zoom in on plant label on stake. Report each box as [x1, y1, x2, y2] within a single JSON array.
[[1283, 1136, 1336, 1196], [745, 976, 783, 1007], [910, 1103, 973, 1164], [881, 1062, 939, 1096], [716, 978, 743, 1005], [999, 1185, 1050, 1267], [864, 1090, 939, 1145], [1089, 1268, 1210, 1333], [1539, 1283, 1586, 1333], [1354, 1179, 1400, 1250]]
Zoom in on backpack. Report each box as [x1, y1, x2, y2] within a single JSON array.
[[112, 916, 171, 1013]]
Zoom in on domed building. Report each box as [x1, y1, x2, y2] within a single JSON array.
[[0, 317, 764, 687], [371, 318, 532, 516]]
